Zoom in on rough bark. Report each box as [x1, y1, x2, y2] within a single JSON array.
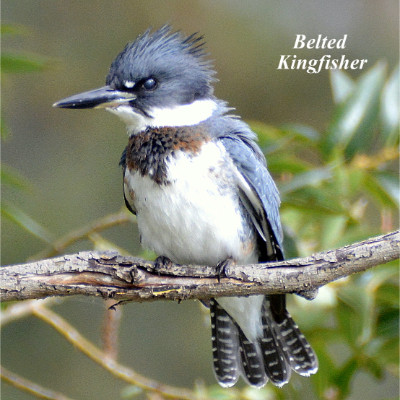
[[1, 230, 399, 303]]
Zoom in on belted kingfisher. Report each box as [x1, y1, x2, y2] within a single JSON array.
[[54, 25, 318, 388]]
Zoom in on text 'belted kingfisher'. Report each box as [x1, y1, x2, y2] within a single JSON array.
[[54, 25, 318, 388]]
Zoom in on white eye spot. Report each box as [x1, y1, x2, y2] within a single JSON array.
[[123, 80, 135, 89]]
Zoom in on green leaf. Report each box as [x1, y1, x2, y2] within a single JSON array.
[[376, 307, 399, 338], [373, 337, 400, 367], [320, 214, 348, 249], [333, 357, 359, 397], [1, 52, 49, 73], [311, 341, 338, 397], [280, 123, 321, 142], [268, 156, 313, 174], [336, 285, 374, 345], [335, 298, 361, 345], [279, 167, 332, 195], [345, 167, 366, 197], [2, 201, 54, 244], [1, 164, 31, 191], [330, 69, 355, 104], [370, 261, 399, 286], [375, 172, 400, 207], [363, 356, 384, 380], [376, 282, 399, 307], [282, 226, 299, 258], [282, 187, 346, 215], [380, 65, 400, 144], [365, 171, 400, 208], [324, 62, 386, 157]]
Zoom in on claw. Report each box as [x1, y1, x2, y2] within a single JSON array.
[[216, 257, 235, 282], [153, 255, 174, 273]]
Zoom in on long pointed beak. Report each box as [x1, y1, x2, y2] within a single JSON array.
[[53, 86, 136, 109]]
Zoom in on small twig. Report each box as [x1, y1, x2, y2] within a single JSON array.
[[1, 230, 399, 303], [31, 304, 200, 400], [0, 298, 57, 327], [1, 365, 75, 400], [102, 299, 123, 360], [31, 209, 134, 260]]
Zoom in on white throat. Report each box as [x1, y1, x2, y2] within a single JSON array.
[[107, 99, 218, 134]]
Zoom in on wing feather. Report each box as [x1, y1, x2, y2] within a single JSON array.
[[217, 125, 283, 258]]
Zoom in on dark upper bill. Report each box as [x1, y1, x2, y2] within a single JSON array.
[[53, 86, 136, 109]]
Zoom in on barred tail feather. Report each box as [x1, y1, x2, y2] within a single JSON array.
[[238, 329, 267, 387], [259, 301, 291, 386], [210, 299, 240, 387], [211, 296, 318, 388], [265, 296, 318, 377], [275, 309, 318, 375]]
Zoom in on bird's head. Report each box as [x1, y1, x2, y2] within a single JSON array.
[[54, 25, 220, 134]]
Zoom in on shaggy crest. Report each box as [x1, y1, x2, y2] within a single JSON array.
[[106, 25, 216, 100]]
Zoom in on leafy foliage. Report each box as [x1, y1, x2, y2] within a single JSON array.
[[1, 25, 53, 238], [2, 43, 399, 400], [248, 64, 399, 400]]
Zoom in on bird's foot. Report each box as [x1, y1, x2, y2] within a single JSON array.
[[216, 257, 235, 282], [153, 255, 175, 273]]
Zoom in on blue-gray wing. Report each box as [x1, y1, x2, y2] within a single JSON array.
[[216, 119, 284, 259]]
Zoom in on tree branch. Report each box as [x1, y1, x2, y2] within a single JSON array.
[[31, 304, 198, 400], [1, 231, 399, 303], [1, 365, 75, 400]]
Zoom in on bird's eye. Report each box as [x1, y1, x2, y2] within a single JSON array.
[[142, 78, 157, 90]]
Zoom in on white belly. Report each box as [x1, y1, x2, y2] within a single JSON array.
[[125, 141, 257, 265]]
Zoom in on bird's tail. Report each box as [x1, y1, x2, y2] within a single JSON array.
[[210, 295, 318, 388], [210, 299, 241, 387]]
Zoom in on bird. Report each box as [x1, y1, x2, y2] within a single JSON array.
[[54, 25, 318, 388]]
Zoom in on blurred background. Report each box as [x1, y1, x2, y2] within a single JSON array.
[[2, 1, 398, 399]]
